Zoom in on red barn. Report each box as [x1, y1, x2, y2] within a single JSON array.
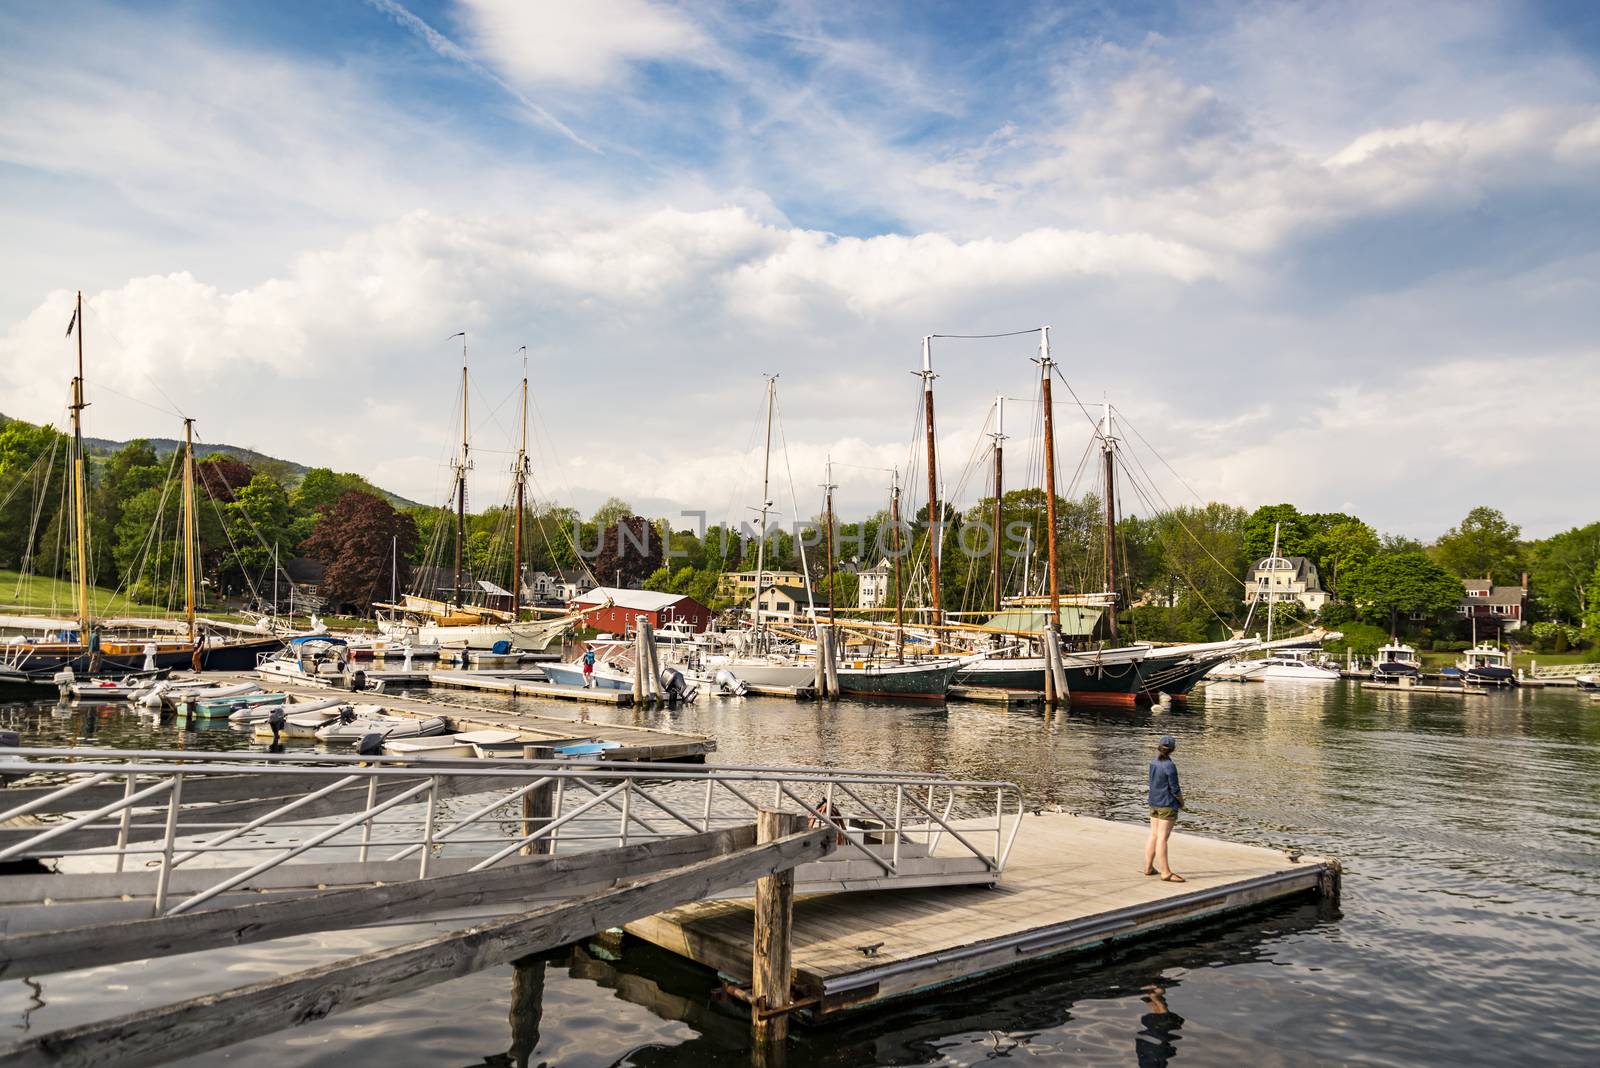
[[570, 587, 713, 635]]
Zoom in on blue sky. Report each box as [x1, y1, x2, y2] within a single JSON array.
[[1, 0, 1597, 538]]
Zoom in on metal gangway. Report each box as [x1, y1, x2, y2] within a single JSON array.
[[0, 746, 1024, 933]]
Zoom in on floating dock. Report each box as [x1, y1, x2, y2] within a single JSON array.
[[628, 811, 1336, 1018], [1361, 681, 1491, 695], [948, 685, 1043, 707]]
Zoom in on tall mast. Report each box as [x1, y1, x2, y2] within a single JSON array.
[[1037, 327, 1061, 633], [890, 469, 904, 661], [919, 336, 942, 623], [751, 375, 776, 631], [990, 394, 1005, 614], [512, 346, 528, 619], [181, 417, 197, 642], [1100, 400, 1120, 643], [449, 332, 470, 608], [390, 534, 397, 603], [821, 457, 836, 625], [68, 290, 91, 635], [1266, 521, 1281, 644]]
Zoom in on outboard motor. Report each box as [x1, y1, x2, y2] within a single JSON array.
[[659, 667, 697, 703], [349, 669, 367, 692], [54, 668, 74, 699], [137, 682, 166, 709], [267, 706, 287, 745], [713, 669, 748, 697], [338, 705, 357, 725], [356, 732, 386, 757]]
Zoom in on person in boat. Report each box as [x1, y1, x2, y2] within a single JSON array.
[[1143, 735, 1185, 883], [581, 647, 596, 688]]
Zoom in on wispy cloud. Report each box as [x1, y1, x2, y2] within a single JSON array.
[[364, 0, 599, 152]]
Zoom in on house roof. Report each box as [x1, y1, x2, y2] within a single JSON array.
[[764, 584, 829, 607], [572, 586, 698, 612], [1251, 555, 1321, 588], [1460, 580, 1526, 606]]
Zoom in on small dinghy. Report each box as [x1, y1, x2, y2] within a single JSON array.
[[144, 679, 260, 709], [62, 673, 166, 700], [382, 735, 478, 759], [315, 713, 447, 742], [187, 691, 288, 718], [251, 703, 374, 741], [452, 728, 526, 758], [229, 695, 344, 724]]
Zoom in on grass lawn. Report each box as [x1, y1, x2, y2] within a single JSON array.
[[0, 569, 171, 618]]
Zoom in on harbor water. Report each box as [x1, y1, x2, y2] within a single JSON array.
[[1, 680, 1596, 1066]]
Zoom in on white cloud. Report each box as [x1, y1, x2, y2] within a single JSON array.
[[457, 0, 707, 89]]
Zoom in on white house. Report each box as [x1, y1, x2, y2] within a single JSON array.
[[1243, 555, 1329, 613], [856, 558, 891, 609]]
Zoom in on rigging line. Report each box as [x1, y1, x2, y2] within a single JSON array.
[[88, 382, 184, 420], [1116, 433, 1249, 589], [1111, 404, 1214, 512], [1115, 457, 1234, 629], [928, 329, 1042, 340], [771, 391, 816, 615]]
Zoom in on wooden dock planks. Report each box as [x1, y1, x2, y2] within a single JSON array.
[[627, 811, 1334, 1015]]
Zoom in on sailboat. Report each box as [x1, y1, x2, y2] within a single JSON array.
[[2, 293, 281, 682], [951, 331, 1254, 704], [376, 338, 593, 652]]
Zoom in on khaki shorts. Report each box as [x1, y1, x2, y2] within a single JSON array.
[[1150, 806, 1179, 821]]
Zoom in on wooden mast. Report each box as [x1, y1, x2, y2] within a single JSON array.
[[990, 394, 1005, 614], [512, 346, 528, 620], [890, 469, 904, 661], [1100, 400, 1119, 643], [68, 291, 91, 637], [919, 337, 941, 624], [450, 332, 470, 608], [1037, 327, 1061, 631], [822, 457, 836, 626], [181, 417, 197, 643], [751, 375, 776, 633]]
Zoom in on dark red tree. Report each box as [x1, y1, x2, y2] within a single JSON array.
[[197, 456, 256, 503], [592, 515, 663, 589], [301, 491, 418, 611]]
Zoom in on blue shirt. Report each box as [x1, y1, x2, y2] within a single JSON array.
[[1148, 757, 1182, 808]]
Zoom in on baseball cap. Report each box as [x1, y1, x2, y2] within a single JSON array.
[[1158, 735, 1176, 750]]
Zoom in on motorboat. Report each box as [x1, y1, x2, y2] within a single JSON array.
[[315, 713, 448, 742], [1576, 674, 1598, 692], [1206, 659, 1266, 682], [256, 636, 352, 682], [1253, 648, 1340, 682], [1450, 644, 1517, 686], [1371, 642, 1423, 681]]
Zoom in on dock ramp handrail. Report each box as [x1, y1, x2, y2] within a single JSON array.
[[0, 747, 1024, 922]]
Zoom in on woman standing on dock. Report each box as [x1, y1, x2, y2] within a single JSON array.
[[1144, 735, 1185, 882]]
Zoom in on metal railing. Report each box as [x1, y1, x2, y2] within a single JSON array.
[[0, 747, 1024, 918]]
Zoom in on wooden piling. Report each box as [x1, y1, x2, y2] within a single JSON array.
[[752, 810, 804, 1056], [520, 747, 556, 857], [507, 955, 545, 1068]]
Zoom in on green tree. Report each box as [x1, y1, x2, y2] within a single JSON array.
[[1345, 552, 1463, 632], [590, 497, 633, 528], [0, 421, 70, 572], [1434, 506, 1523, 584], [1585, 560, 1600, 633], [1242, 504, 1312, 562], [1529, 522, 1600, 621], [217, 474, 294, 598], [1313, 518, 1380, 599]]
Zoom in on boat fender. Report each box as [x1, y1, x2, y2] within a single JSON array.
[[356, 732, 386, 757]]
